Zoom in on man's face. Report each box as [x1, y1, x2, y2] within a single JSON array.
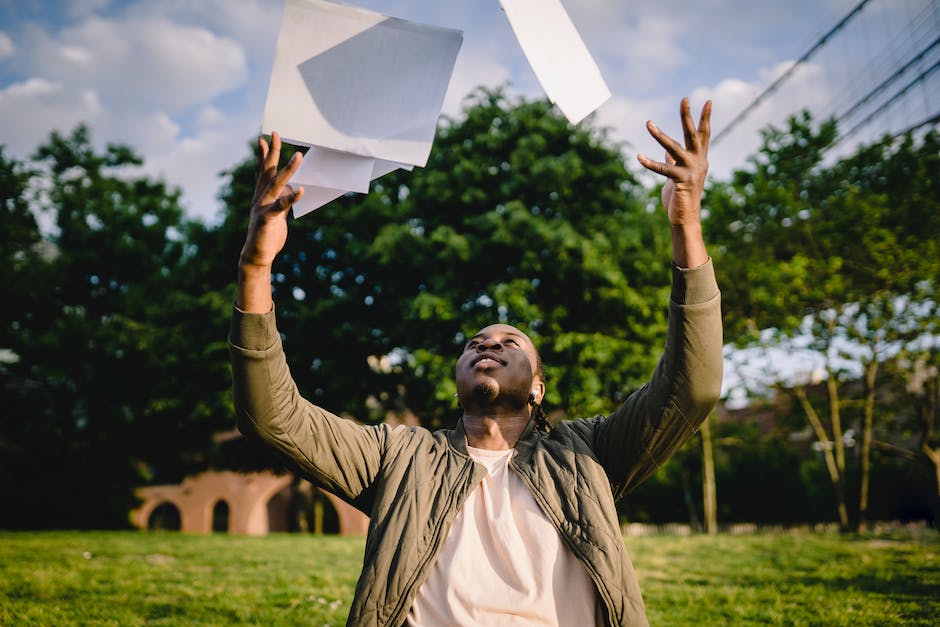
[[455, 323, 544, 411]]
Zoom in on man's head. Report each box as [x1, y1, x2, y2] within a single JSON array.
[[455, 323, 545, 417]]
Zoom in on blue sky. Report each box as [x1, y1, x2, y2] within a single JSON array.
[[0, 0, 933, 223]]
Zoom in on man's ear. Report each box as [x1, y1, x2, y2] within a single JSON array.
[[531, 380, 546, 405]]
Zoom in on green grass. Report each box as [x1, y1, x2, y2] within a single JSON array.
[[1, 529, 937, 625]]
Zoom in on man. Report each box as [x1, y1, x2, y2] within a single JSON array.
[[229, 98, 722, 626]]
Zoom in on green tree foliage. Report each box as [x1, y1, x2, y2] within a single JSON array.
[[0, 147, 42, 353], [0, 127, 235, 528], [221, 89, 675, 427], [0, 92, 684, 529], [707, 113, 940, 530], [6, 95, 936, 530], [709, 113, 938, 346], [884, 348, 940, 522], [705, 112, 841, 340]]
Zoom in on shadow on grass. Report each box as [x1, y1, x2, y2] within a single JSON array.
[[793, 570, 940, 599]]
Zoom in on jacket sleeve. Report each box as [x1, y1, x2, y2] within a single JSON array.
[[571, 259, 723, 498], [228, 306, 388, 508]]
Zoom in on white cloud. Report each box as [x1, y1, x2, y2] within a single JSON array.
[[2, 0, 911, 223], [196, 105, 227, 127], [101, 108, 181, 156], [0, 3, 271, 224], [143, 112, 259, 223], [443, 52, 512, 117], [0, 78, 100, 154], [65, 0, 112, 19], [594, 93, 667, 151], [589, 57, 842, 183], [125, 0, 281, 66], [568, 4, 689, 93], [25, 16, 247, 112], [0, 32, 13, 60], [691, 61, 837, 178]]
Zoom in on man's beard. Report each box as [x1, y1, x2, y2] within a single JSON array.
[[473, 381, 498, 400]]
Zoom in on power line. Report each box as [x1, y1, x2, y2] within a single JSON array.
[[711, 0, 874, 146], [833, 57, 940, 147], [836, 35, 940, 125], [893, 110, 940, 137]]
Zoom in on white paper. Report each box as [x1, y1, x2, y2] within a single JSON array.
[[289, 151, 415, 216], [499, 0, 610, 124], [263, 0, 463, 167], [292, 185, 347, 218], [294, 147, 375, 194], [373, 159, 412, 179]]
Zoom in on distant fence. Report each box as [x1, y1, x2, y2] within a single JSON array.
[[620, 520, 931, 537]]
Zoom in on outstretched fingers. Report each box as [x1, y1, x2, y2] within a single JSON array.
[[277, 178, 305, 212], [252, 131, 305, 213], [256, 132, 285, 187], [266, 131, 281, 171], [638, 99, 712, 179], [698, 100, 713, 157], [680, 97, 698, 152], [263, 152, 303, 215], [644, 118, 685, 166], [272, 152, 302, 194], [680, 98, 713, 156], [636, 152, 672, 178]]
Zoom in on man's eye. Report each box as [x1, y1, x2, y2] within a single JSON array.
[[465, 341, 478, 351], [505, 339, 518, 346]]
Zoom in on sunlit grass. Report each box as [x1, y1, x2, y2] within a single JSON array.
[[1, 529, 936, 625], [631, 531, 939, 625]]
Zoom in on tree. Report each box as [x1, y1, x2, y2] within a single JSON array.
[[0, 147, 43, 361], [707, 113, 940, 531], [219, 88, 676, 430], [700, 413, 718, 533], [881, 341, 940, 525], [0, 127, 234, 528]]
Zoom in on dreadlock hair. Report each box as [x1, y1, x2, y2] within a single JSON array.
[[529, 394, 551, 433], [529, 349, 551, 434]]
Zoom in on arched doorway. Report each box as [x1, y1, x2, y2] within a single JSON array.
[[212, 500, 230, 532], [148, 502, 181, 531], [267, 482, 340, 533]]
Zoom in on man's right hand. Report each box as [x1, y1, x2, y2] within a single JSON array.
[[236, 131, 304, 313]]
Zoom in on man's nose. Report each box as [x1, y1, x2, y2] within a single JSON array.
[[477, 339, 501, 351]]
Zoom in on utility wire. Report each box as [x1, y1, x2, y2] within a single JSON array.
[[893, 110, 940, 138], [833, 57, 940, 146], [711, 0, 874, 146], [836, 34, 940, 125]]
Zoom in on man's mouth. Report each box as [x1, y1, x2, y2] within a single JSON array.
[[472, 353, 506, 367]]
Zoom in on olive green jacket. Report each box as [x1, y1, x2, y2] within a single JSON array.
[[229, 260, 722, 626]]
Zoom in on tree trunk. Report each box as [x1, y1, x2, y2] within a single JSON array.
[[926, 447, 940, 529], [794, 385, 850, 531], [827, 369, 845, 473], [857, 359, 879, 531], [701, 414, 718, 534], [919, 373, 939, 528], [313, 492, 325, 535]]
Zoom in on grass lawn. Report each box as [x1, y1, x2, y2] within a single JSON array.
[[1, 528, 937, 625]]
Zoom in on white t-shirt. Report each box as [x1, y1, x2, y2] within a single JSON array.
[[407, 446, 600, 626]]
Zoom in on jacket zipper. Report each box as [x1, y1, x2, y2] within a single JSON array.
[[386, 458, 483, 626], [509, 460, 618, 627]]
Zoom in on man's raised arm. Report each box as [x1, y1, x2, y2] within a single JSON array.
[[637, 97, 711, 270], [574, 98, 723, 495], [236, 131, 304, 313], [228, 134, 388, 509]]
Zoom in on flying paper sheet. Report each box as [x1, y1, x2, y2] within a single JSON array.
[[291, 149, 412, 218], [499, 0, 610, 124], [262, 0, 462, 214]]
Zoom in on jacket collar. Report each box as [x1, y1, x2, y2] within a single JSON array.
[[447, 415, 539, 460]]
